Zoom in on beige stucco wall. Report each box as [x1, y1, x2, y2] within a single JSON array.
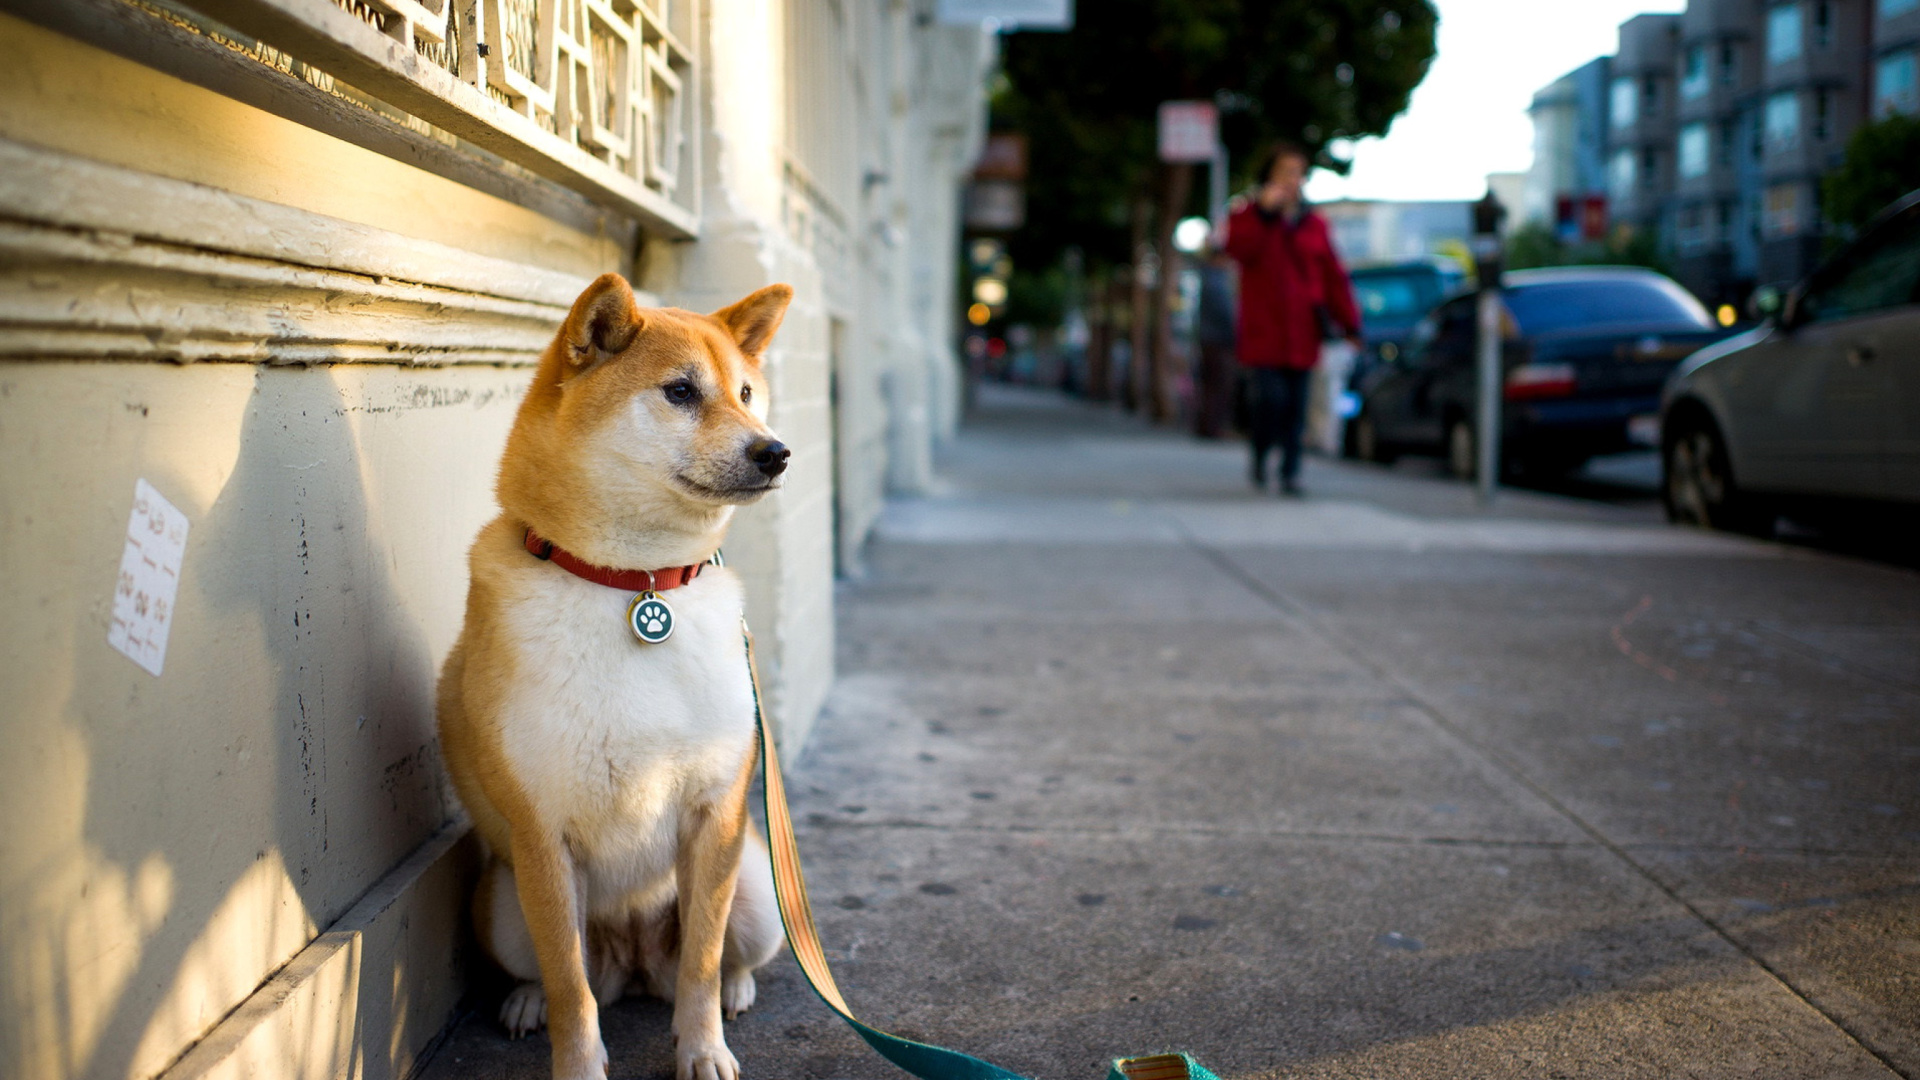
[[0, 2, 986, 1078], [0, 15, 605, 1079]]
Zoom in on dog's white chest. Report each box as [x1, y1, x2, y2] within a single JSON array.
[[496, 568, 755, 905]]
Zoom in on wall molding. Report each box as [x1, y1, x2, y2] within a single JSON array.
[[0, 139, 637, 364]]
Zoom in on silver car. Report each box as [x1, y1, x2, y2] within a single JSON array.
[[1661, 190, 1920, 530]]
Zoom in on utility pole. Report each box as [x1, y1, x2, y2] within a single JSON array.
[[1472, 190, 1507, 507]]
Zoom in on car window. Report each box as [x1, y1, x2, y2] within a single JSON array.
[[1799, 208, 1920, 324], [1405, 312, 1439, 361], [1502, 279, 1713, 333], [1352, 272, 1439, 323]]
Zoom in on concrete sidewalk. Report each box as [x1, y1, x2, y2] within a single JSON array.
[[422, 384, 1918, 1080]]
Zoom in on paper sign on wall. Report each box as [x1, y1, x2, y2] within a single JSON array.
[[108, 479, 189, 676]]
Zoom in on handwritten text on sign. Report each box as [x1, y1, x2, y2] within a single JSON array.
[[108, 479, 190, 676]]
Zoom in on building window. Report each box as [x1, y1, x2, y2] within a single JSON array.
[[1682, 45, 1709, 99], [1680, 122, 1711, 177], [1720, 42, 1738, 85], [1878, 52, 1920, 116], [1643, 75, 1661, 111], [1718, 119, 1737, 165], [1813, 1, 1832, 47], [1814, 88, 1831, 140], [1764, 91, 1801, 154], [1767, 4, 1802, 65], [1883, 0, 1920, 17], [1612, 76, 1638, 128], [1610, 148, 1637, 201], [1680, 204, 1707, 250], [1717, 200, 1734, 239], [1764, 183, 1802, 237]]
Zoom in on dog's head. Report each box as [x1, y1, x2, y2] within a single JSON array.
[[500, 275, 794, 555]]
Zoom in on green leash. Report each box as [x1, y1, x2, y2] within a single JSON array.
[[744, 628, 1221, 1080]]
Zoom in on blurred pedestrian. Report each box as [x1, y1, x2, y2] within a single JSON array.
[[1193, 241, 1238, 439], [1225, 140, 1363, 495]]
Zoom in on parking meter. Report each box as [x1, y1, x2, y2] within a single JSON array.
[[1472, 191, 1506, 505]]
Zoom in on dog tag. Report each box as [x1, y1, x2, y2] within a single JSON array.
[[627, 591, 674, 644]]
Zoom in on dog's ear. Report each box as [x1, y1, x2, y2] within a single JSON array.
[[562, 273, 645, 371], [711, 284, 793, 363]]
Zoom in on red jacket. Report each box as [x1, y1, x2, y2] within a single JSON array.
[[1224, 200, 1362, 370]]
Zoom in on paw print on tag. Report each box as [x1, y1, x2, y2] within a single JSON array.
[[626, 592, 675, 644]]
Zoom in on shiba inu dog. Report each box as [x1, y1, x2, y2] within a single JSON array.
[[436, 273, 794, 1080]]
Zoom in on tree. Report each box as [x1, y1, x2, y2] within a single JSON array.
[[1823, 113, 1920, 233], [993, 1, 1437, 418], [997, 1, 1437, 273]]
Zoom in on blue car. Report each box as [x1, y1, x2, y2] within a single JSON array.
[[1351, 266, 1737, 479]]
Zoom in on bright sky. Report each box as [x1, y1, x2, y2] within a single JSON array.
[[1304, 0, 1686, 203]]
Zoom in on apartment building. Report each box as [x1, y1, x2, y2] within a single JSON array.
[[1531, 0, 1915, 306], [0, 3, 990, 1079], [1607, 14, 1683, 242], [1524, 57, 1612, 239]]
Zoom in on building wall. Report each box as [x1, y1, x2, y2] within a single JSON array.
[[1525, 57, 1612, 235], [1576, 0, 1908, 302], [1608, 14, 1683, 232], [0, 2, 987, 1079]]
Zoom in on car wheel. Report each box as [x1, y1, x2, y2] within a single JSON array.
[[1664, 417, 1765, 533], [1353, 412, 1395, 463], [1447, 417, 1476, 480]]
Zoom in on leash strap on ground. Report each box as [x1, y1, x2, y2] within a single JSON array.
[[742, 626, 1221, 1080]]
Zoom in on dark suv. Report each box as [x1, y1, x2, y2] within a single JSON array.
[[1350, 266, 1734, 479]]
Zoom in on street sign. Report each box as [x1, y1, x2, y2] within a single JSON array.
[[1157, 101, 1218, 163], [937, 0, 1073, 30]]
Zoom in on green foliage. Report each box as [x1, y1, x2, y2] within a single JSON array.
[[1823, 114, 1920, 232], [1504, 221, 1563, 272], [994, 1, 1437, 274], [1500, 221, 1669, 277], [1004, 265, 1070, 327]]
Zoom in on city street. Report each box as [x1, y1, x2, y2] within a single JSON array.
[[424, 383, 1919, 1080]]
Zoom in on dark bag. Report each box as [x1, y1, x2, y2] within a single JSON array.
[[1311, 303, 1338, 342]]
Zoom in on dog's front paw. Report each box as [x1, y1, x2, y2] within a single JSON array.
[[721, 970, 757, 1019], [555, 1036, 610, 1080], [675, 1037, 740, 1080], [500, 982, 548, 1038]]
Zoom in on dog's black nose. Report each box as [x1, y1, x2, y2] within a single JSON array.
[[747, 438, 790, 478]]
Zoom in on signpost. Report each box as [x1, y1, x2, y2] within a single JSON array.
[[1156, 101, 1218, 163], [1157, 100, 1229, 229]]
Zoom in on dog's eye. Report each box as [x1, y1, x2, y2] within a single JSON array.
[[663, 379, 698, 405], [740, 385, 752, 405]]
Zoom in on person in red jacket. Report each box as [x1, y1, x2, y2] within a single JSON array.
[[1225, 141, 1364, 495]]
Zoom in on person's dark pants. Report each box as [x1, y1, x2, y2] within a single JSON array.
[[1245, 366, 1311, 485]]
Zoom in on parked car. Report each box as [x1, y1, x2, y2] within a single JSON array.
[[1349, 266, 1734, 479], [1661, 190, 1920, 530], [1346, 257, 1469, 390]]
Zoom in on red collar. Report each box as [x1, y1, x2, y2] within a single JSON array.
[[523, 528, 712, 593]]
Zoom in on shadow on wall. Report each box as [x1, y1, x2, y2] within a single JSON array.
[[9, 362, 485, 1080]]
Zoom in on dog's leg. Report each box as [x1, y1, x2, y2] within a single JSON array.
[[671, 751, 757, 1080], [475, 859, 550, 1038], [720, 827, 783, 1018], [508, 825, 608, 1080]]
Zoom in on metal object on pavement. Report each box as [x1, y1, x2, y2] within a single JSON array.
[[1472, 191, 1507, 505]]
